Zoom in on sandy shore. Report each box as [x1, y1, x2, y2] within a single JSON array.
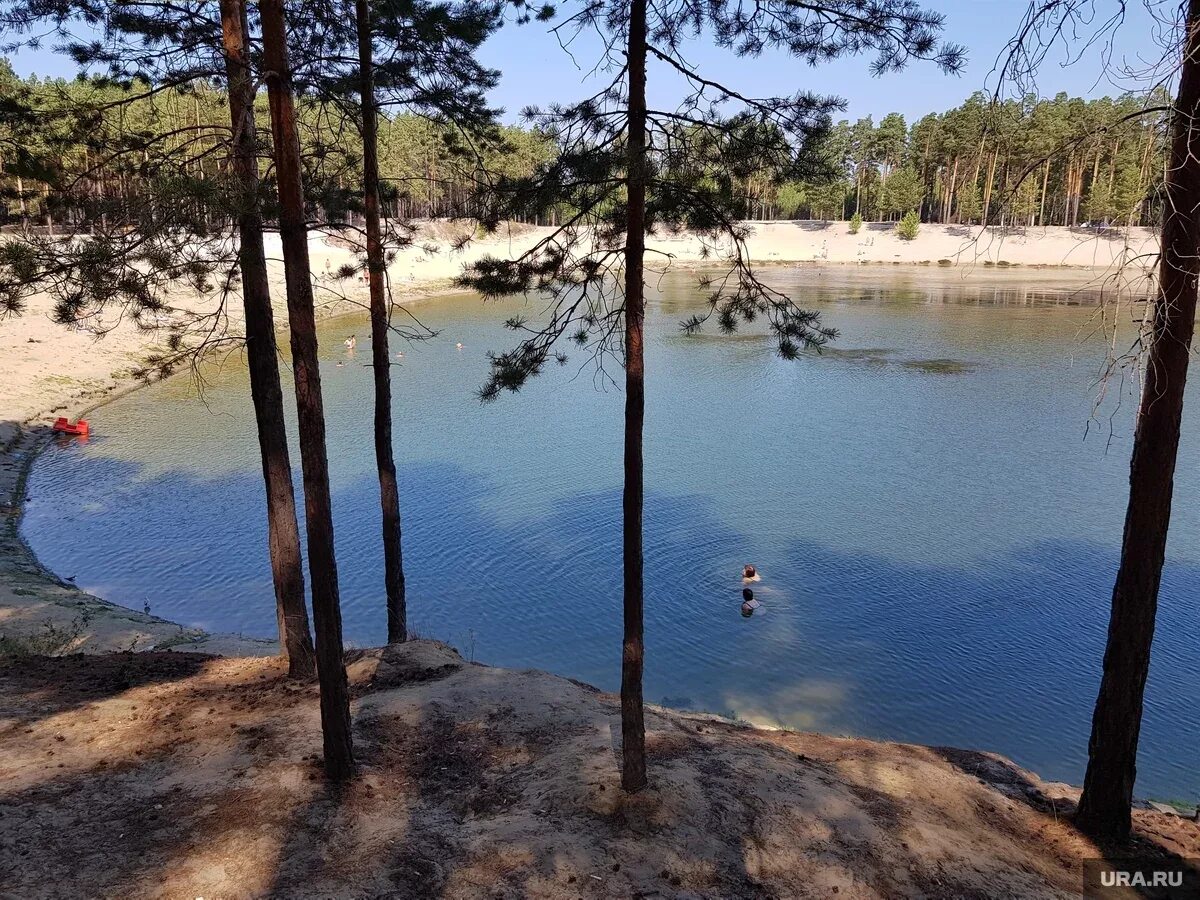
[[0, 221, 1158, 655], [0, 221, 1159, 431]]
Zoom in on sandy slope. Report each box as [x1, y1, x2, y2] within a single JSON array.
[[1, 640, 1197, 899]]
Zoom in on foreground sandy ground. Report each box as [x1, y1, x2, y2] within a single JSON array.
[[0, 640, 1196, 899]]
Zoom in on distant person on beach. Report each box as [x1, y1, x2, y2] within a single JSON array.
[[741, 587, 760, 617], [743, 564, 760, 582], [344, 335, 356, 350]]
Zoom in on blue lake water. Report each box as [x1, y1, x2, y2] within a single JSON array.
[[23, 267, 1200, 802]]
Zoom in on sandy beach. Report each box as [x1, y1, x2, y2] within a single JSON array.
[[0, 221, 1159, 432]]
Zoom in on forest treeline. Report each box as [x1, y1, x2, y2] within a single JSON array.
[[0, 58, 1168, 230]]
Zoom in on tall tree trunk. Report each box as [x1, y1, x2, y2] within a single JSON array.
[[1065, 155, 1076, 226], [259, 0, 355, 782], [1134, 128, 1155, 226], [1039, 160, 1049, 226], [1075, 0, 1200, 843], [15, 174, 27, 225], [621, 0, 648, 795], [982, 151, 998, 226], [946, 157, 958, 223], [219, 0, 315, 678], [354, 0, 407, 644]]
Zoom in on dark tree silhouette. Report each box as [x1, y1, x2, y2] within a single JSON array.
[[220, 0, 316, 676], [260, 0, 355, 780], [1075, 0, 1200, 842], [0, 0, 317, 676], [998, 0, 1200, 843], [462, 0, 962, 791], [296, 0, 502, 644], [354, 0, 409, 643]]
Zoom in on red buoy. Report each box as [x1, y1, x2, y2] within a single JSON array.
[[52, 417, 89, 437]]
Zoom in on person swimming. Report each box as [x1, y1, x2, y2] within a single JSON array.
[[742, 564, 760, 582], [741, 587, 761, 617], [455, 342, 463, 350], [344, 335, 357, 350]]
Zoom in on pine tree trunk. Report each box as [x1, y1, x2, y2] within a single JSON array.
[[355, 0, 407, 644], [946, 157, 958, 223], [1075, 0, 1200, 843], [1039, 160, 1049, 226], [620, 0, 648, 795], [1134, 129, 1155, 226], [220, 0, 316, 678], [259, 0, 355, 782], [16, 174, 27, 224], [982, 151, 997, 226]]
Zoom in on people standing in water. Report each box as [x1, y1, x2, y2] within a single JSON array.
[[741, 587, 761, 617], [344, 335, 357, 350]]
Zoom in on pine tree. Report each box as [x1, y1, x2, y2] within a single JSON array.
[[1074, 0, 1200, 842], [260, 0, 356, 781], [0, 0, 318, 675], [219, 0, 316, 676], [296, 0, 502, 644], [462, 0, 961, 792]]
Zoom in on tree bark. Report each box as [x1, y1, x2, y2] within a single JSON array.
[[982, 151, 997, 226], [15, 174, 27, 224], [1075, 0, 1200, 843], [1039, 160, 1049, 227], [355, 0, 407, 644], [259, 0, 355, 781], [620, 0, 648, 794], [946, 156, 958, 223], [219, 0, 315, 678]]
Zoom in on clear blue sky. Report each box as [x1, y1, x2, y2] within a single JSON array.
[[474, 0, 1170, 123], [9, 0, 1171, 124]]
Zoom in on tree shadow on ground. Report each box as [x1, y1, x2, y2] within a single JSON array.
[[4, 641, 1200, 897], [934, 746, 1200, 898], [0, 651, 211, 727]]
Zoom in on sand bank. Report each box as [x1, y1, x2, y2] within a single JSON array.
[[2, 639, 1196, 898]]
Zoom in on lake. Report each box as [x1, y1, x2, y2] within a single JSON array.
[[23, 266, 1200, 803]]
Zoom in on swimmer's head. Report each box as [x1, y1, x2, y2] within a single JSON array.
[[742, 587, 753, 602], [743, 564, 757, 579]]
